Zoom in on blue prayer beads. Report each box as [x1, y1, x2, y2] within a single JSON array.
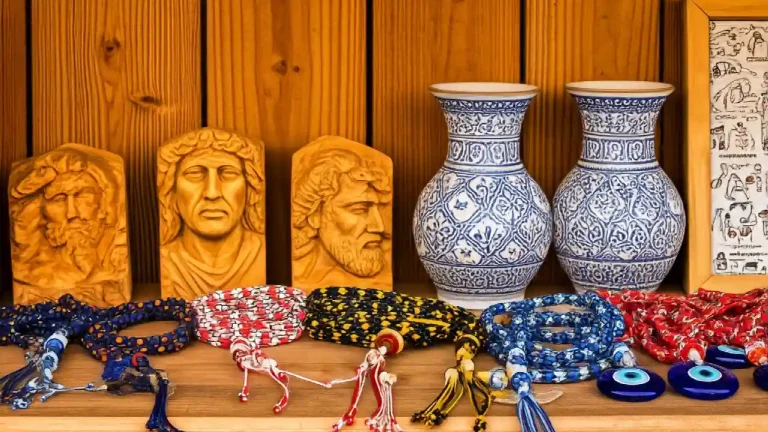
[[482, 292, 625, 384], [480, 292, 645, 432]]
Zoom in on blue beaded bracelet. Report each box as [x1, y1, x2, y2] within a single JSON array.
[[480, 291, 647, 432]]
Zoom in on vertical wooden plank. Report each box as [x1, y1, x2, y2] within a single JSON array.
[[31, 0, 201, 283], [661, 0, 684, 285], [373, 0, 521, 284], [0, 0, 27, 295], [206, 0, 367, 284], [524, 0, 661, 285]]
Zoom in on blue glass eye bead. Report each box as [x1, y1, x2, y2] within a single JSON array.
[[668, 361, 739, 400], [753, 364, 768, 391], [705, 345, 749, 369], [597, 367, 666, 402]]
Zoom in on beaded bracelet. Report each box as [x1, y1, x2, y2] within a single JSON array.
[[19, 298, 194, 432], [190, 285, 307, 413], [305, 287, 486, 432], [480, 291, 642, 432], [0, 295, 105, 409], [601, 288, 768, 400]]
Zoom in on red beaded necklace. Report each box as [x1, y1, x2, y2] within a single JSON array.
[[600, 288, 768, 365], [190, 285, 307, 412]]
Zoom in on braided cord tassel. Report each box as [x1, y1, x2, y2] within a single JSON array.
[[146, 377, 181, 432], [412, 334, 492, 431], [508, 349, 555, 432]]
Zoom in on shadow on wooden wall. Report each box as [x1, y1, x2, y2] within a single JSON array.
[[0, 0, 687, 294]]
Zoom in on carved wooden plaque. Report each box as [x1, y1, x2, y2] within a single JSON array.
[[158, 128, 266, 299], [291, 136, 393, 292], [9, 143, 131, 307]]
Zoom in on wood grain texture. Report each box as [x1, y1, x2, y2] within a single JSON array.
[[0, 0, 26, 296], [661, 0, 684, 286], [372, 0, 521, 284], [692, 0, 768, 18], [2, 416, 766, 432], [524, 0, 661, 284], [206, 0, 367, 285], [31, 0, 201, 284], [0, 283, 764, 431]]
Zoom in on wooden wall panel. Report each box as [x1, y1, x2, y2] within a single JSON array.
[[373, 0, 521, 283], [206, 0, 367, 284], [524, 0, 661, 284], [661, 0, 684, 285], [31, 0, 201, 283], [0, 0, 27, 295]]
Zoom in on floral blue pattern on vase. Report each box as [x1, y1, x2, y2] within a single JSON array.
[[413, 83, 552, 310], [553, 81, 686, 293]]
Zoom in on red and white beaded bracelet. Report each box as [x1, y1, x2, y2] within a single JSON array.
[[190, 285, 307, 412], [601, 288, 768, 366]]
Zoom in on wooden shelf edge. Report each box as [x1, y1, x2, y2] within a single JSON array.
[[1, 414, 762, 432]]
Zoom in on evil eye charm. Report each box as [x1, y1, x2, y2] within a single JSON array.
[[753, 364, 768, 391], [705, 345, 749, 369], [668, 361, 739, 400], [597, 367, 666, 402]]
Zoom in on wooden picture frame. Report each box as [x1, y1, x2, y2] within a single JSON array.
[[685, 0, 768, 293]]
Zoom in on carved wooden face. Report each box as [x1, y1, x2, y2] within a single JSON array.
[[175, 149, 247, 239], [318, 173, 387, 277], [42, 171, 104, 247]]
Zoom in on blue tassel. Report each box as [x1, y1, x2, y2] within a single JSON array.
[[0, 363, 36, 404], [146, 378, 182, 432], [516, 394, 556, 432]]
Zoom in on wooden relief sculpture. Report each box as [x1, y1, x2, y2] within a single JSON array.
[[291, 136, 393, 292], [9, 144, 131, 307], [158, 128, 266, 299]]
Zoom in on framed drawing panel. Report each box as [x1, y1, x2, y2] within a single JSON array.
[[686, 0, 768, 293]]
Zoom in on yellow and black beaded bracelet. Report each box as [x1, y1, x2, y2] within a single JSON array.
[[305, 287, 493, 431], [305, 286, 483, 348]]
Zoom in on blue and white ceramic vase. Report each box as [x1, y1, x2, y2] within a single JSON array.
[[553, 81, 686, 293], [413, 83, 552, 309]]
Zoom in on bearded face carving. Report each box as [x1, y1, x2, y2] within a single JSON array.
[[8, 144, 130, 307], [291, 136, 393, 291]]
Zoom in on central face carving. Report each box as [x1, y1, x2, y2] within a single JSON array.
[[291, 136, 393, 291], [175, 150, 247, 239], [158, 128, 266, 299]]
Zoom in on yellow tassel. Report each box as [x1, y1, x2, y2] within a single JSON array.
[[412, 335, 491, 428]]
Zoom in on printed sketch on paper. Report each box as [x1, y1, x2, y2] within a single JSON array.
[[711, 21, 768, 275]]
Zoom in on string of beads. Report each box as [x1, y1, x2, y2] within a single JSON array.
[[0, 295, 105, 408], [601, 288, 768, 365], [305, 286, 482, 348], [305, 287, 489, 432], [480, 291, 628, 432], [190, 285, 306, 349], [0, 296, 193, 432], [190, 285, 307, 412]]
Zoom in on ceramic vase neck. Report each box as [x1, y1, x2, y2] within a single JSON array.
[[573, 95, 667, 170], [435, 97, 532, 173]]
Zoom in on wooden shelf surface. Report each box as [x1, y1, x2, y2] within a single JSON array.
[[1, 283, 764, 431]]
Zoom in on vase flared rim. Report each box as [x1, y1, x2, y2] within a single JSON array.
[[429, 82, 538, 99], [566, 81, 674, 97]]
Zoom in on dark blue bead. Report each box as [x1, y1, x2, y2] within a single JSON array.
[[598, 367, 665, 402], [102, 357, 132, 381], [705, 346, 750, 369], [668, 361, 738, 400], [753, 365, 768, 391]]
